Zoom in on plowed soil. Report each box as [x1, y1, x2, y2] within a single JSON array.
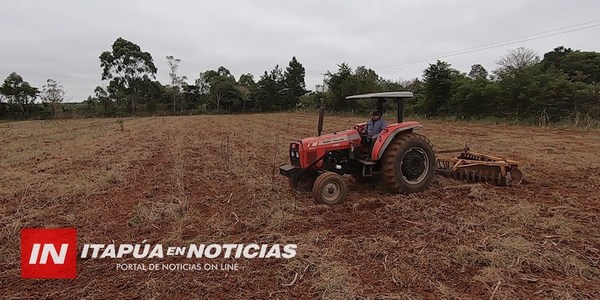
[[1, 113, 599, 299]]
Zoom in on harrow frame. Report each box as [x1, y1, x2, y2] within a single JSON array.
[[436, 146, 523, 185]]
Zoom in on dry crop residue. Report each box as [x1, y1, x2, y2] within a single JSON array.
[[1, 113, 598, 299]]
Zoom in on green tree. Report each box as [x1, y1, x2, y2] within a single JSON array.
[[256, 65, 285, 111], [494, 65, 577, 122], [283, 56, 307, 109], [237, 73, 256, 112], [490, 65, 534, 118], [420, 60, 459, 116], [468, 64, 488, 79], [136, 80, 169, 113], [542, 47, 600, 84], [324, 64, 384, 111], [353, 66, 381, 92], [166, 55, 188, 112], [492, 47, 600, 122], [231, 86, 251, 112], [324, 63, 354, 110], [397, 78, 424, 116], [0, 72, 39, 117], [182, 83, 203, 110], [451, 76, 497, 118], [94, 86, 112, 116], [541, 46, 572, 71], [41, 79, 66, 117], [99, 37, 157, 113], [238, 73, 256, 89], [82, 95, 98, 117], [196, 66, 236, 111]]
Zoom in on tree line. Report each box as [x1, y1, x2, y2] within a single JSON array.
[[0, 37, 307, 119], [1, 37, 599, 125], [312, 46, 599, 125]]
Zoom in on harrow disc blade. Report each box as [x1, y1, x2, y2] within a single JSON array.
[[509, 168, 523, 185], [436, 166, 517, 186], [436, 149, 523, 186]]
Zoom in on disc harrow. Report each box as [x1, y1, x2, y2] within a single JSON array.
[[436, 146, 523, 186]]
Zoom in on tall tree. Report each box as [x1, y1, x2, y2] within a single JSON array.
[[495, 47, 539, 75], [541, 46, 573, 71], [256, 65, 285, 111], [99, 37, 157, 112], [325, 63, 353, 110], [237, 73, 256, 112], [166, 56, 185, 87], [283, 56, 307, 109], [420, 60, 459, 116], [353, 66, 381, 92], [182, 83, 203, 110], [542, 47, 600, 84], [324, 63, 382, 111], [196, 66, 236, 111], [451, 76, 497, 118], [238, 73, 256, 89], [166, 55, 187, 112], [41, 79, 66, 117], [0, 72, 39, 117], [468, 64, 488, 79], [94, 86, 112, 115]]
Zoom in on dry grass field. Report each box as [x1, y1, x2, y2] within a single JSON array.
[[1, 113, 599, 299]]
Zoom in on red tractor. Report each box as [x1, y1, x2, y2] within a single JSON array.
[[279, 92, 436, 204]]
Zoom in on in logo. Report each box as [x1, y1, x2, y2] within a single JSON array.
[[20, 228, 77, 279]]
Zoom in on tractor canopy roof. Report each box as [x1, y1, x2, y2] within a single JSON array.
[[345, 91, 413, 100]]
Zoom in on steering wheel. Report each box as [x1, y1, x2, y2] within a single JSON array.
[[353, 124, 366, 133]]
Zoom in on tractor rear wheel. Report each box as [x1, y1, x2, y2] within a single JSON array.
[[312, 172, 348, 205], [381, 132, 436, 194]]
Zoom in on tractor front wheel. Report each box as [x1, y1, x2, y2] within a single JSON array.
[[312, 172, 348, 205], [381, 133, 436, 194]]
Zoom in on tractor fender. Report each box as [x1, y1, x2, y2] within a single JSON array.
[[371, 122, 422, 160]]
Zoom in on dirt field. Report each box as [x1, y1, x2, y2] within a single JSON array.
[[1, 113, 599, 299]]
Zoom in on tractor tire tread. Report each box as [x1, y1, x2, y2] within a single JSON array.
[[312, 172, 348, 205], [381, 132, 436, 194]]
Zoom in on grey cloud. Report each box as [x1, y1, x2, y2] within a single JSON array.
[[1, 0, 599, 101]]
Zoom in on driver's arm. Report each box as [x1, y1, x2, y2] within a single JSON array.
[[372, 120, 387, 139], [362, 122, 369, 134]]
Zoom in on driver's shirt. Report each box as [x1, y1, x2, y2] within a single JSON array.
[[366, 119, 387, 139]]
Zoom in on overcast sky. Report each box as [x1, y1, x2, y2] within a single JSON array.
[[1, 0, 599, 102]]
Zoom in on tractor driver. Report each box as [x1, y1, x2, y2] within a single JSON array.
[[362, 110, 387, 158], [365, 110, 387, 141]]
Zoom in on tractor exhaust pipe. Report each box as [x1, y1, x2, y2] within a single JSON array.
[[317, 106, 325, 136]]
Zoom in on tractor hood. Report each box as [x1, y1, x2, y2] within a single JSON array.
[[300, 129, 362, 150]]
